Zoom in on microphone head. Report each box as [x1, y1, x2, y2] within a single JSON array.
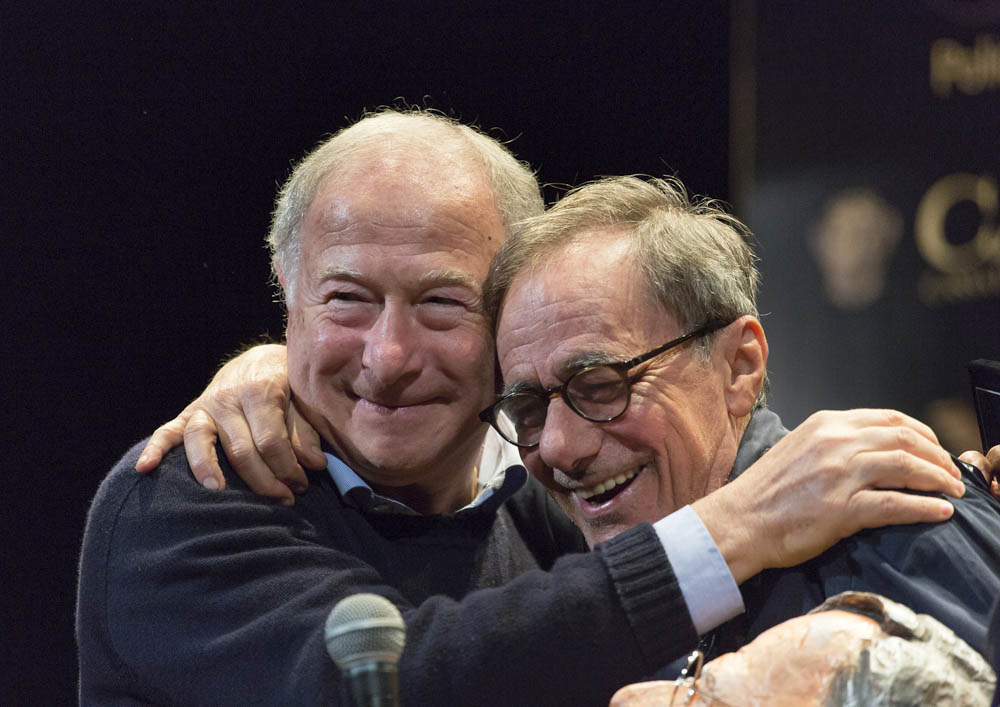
[[325, 593, 406, 670]]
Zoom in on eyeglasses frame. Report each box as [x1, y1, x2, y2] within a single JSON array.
[[479, 318, 733, 448]]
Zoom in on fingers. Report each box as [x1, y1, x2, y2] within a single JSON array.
[[134, 344, 303, 505], [183, 409, 226, 491], [810, 409, 960, 481], [884, 409, 940, 447], [135, 407, 194, 472], [860, 410, 958, 479], [240, 398, 308, 494], [787, 411, 960, 495], [289, 401, 327, 471], [876, 460, 964, 497], [850, 489, 954, 529], [857, 448, 965, 498], [219, 367, 307, 498], [213, 409, 296, 506], [805, 408, 941, 447], [185, 400, 298, 505], [175, 344, 298, 502]]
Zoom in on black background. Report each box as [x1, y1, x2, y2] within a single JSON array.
[[748, 2, 1000, 429], [5, 3, 730, 702]]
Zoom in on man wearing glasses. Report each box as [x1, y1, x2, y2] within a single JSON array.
[[97, 112, 983, 704], [479, 174, 1000, 662]]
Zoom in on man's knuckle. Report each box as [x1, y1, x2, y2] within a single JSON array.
[[873, 492, 899, 517], [266, 381, 290, 404], [186, 413, 215, 434], [812, 433, 844, 459], [883, 409, 905, 427], [807, 410, 834, 428], [247, 380, 286, 406], [226, 442, 254, 466], [895, 425, 920, 450], [211, 384, 242, 407], [156, 419, 182, 435], [256, 430, 288, 456], [890, 448, 911, 474]]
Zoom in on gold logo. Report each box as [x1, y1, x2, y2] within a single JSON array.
[[916, 172, 1000, 303], [930, 35, 1000, 98]]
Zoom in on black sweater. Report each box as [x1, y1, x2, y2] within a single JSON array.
[[77, 442, 698, 706]]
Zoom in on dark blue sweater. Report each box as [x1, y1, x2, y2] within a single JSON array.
[[77, 442, 697, 706]]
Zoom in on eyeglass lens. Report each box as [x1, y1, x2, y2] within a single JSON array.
[[494, 365, 630, 446]]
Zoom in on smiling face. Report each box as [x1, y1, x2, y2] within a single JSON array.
[[284, 145, 504, 514], [496, 229, 743, 546]]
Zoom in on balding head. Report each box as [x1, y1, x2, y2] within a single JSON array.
[[268, 109, 543, 304]]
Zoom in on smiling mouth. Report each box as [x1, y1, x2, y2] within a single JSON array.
[[576, 469, 638, 506], [350, 393, 436, 411]]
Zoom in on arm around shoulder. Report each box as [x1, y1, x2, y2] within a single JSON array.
[[79, 444, 699, 706]]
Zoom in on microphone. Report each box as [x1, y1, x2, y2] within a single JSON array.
[[325, 594, 407, 707]]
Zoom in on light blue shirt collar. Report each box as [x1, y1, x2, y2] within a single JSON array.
[[325, 429, 525, 516]]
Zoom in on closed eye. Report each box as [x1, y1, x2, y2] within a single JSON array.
[[327, 291, 367, 303], [423, 296, 463, 306]]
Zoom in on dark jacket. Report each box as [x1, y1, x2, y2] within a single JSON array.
[[719, 409, 1000, 660]]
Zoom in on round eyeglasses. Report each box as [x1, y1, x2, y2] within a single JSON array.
[[479, 319, 731, 447]]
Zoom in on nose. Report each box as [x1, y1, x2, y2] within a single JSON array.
[[361, 305, 421, 387], [536, 398, 601, 479]]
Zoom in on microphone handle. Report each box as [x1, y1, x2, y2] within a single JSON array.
[[343, 662, 400, 707]]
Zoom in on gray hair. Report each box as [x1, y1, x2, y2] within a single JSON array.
[[483, 175, 765, 400], [817, 592, 996, 706], [268, 108, 544, 304]]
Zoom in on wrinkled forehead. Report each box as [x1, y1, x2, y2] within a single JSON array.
[[303, 146, 506, 261], [496, 241, 674, 380]]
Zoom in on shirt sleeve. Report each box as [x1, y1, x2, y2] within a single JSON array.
[[654, 504, 744, 635]]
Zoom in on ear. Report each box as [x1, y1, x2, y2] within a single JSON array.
[[720, 316, 768, 418]]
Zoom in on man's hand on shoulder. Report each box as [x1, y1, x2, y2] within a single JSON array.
[[694, 409, 965, 585], [134, 343, 326, 504]]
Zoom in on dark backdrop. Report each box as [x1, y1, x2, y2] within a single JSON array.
[[740, 2, 1000, 436], [4, 3, 730, 702]]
